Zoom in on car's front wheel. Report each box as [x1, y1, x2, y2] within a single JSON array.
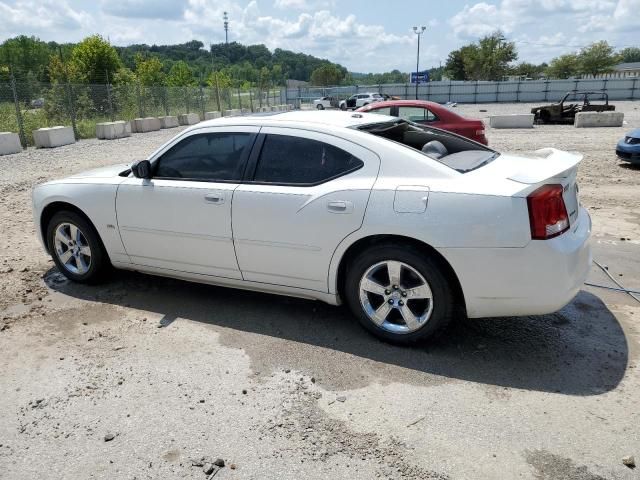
[[340, 103, 347, 111], [46, 210, 109, 283], [316, 104, 324, 110], [344, 244, 454, 344]]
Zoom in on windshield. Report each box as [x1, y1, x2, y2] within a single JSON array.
[[356, 119, 498, 173]]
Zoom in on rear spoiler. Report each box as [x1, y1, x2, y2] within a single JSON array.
[[507, 148, 583, 184]]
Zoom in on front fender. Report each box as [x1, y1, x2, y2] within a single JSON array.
[[32, 182, 131, 265]]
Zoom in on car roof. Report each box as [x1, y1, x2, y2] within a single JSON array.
[[191, 110, 396, 131], [361, 99, 443, 109]]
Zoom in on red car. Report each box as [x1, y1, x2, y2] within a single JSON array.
[[356, 100, 488, 145]]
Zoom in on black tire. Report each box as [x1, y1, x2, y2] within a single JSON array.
[[46, 210, 110, 284], [340, 103, 347, 111], [316, 104, 324, 110], [344, 243, 454, 344]]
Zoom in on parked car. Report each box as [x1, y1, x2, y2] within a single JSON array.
[[339, 93, 383, 110], [531, 91, 615, 124], [33, 111, 591, 344], [357, 100, 488, 145], [313, 96, 338, 110], [616, 128, 640, 164]]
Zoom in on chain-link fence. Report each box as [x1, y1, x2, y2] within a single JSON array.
[[0, 74, 284, 147]]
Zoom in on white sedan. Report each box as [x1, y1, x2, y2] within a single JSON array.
[[32, 111, 591, 344]]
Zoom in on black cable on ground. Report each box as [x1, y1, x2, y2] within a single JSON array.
[[586, 260, 640, 304]]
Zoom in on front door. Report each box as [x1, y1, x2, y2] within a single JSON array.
[[116, 126, 259, 279], [232, 127, 380, 292]]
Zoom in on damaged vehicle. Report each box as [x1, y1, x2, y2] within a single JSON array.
[[531, 91, 615, 124], [32, 111, 591, 344]]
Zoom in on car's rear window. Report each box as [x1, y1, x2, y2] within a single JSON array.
[[356, 120, 497, 173]]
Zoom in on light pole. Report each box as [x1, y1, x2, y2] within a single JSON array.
[[413, 26, 426, 100]]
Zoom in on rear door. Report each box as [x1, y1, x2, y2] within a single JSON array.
[[232, 128, 380, 292]]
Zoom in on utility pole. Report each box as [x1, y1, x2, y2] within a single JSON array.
[[413, 26, 426, 100], [224, 12, 229, 44]]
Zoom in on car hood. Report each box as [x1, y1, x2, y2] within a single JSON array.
[[67, 163, 129, 179], [625, 128, 640, 139]]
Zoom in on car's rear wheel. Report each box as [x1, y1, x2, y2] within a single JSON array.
[[316, 104, 324, 110], [47, 211, 109, 283], [344, 244, 454, 344]]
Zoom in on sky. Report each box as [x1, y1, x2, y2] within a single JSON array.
[[0, 0, 638, 73]]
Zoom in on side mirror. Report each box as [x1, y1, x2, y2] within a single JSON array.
[[131, 160, 151, 179]]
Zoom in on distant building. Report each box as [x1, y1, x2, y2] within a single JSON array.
[[286, 79, 309, 88], [583, 62, 640, 79]]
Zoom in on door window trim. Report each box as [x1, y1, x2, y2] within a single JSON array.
[[149, 131, 259, 184], [242, 132, 365, 187]]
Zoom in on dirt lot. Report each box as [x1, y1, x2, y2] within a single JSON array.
[[1, 102, 639, 479]]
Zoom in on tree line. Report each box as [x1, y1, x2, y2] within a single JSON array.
[[1, 33, 638, 91], [0, 34, 348, 90], [444, 32, 640, 81]]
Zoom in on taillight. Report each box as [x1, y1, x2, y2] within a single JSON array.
[[475, 129, 485, 136], [527, 184, 569, 240]]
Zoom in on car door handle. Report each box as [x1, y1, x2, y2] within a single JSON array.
[[327, 201, 353, 214], [204, 193, 225, 205]]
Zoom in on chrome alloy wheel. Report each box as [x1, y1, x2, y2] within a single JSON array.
[[53, 222, 92, 275], [358, 260, 434, 334]]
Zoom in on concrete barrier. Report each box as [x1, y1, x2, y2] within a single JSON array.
[[96, 121, 131, 140], [489, 114, 534, 129], [575, 111, 624, 128], [159, 116, 179, 129], [288, 104, 294, 111], [241, 108, 250, 114], [33, 126, 75, 148], [134, 117, 161, 133], [204, 111, 222, 120], [178, 113, 200, 125], [0, 132, 22, 155], [223, 109, 242, 117]]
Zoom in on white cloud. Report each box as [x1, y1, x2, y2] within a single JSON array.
[[273, 0, 335, 10], [0, 0, 91, 38], [179, 0, 415, 71], [101, 0, 186, 20], [448, 0, 638, 63]]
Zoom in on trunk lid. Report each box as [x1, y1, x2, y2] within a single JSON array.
[[501, 148, 582, 228]]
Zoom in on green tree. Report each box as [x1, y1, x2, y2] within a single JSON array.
[[167, 60, 195, 86], [134, 54, 166, 86], [462, 32, 517, 81], [69, 35, 121, 84], [619, 47, 640, 63], [444, 48, 467, 80], [510, 62, 546, 79], [0, 35, 52, 81], [310, 64, 344, 86], [577, 41, 620, 77], [207, 70, 232, 89], [545, 54, 579, 79]]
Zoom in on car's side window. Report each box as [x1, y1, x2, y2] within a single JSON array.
[[370, 107, 392, 115], [253, 134, 364, 185], [154, 132, 252, 181], [398, 106, 438, 123]]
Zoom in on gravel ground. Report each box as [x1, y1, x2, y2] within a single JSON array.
[[1, 102, 639, 479]]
